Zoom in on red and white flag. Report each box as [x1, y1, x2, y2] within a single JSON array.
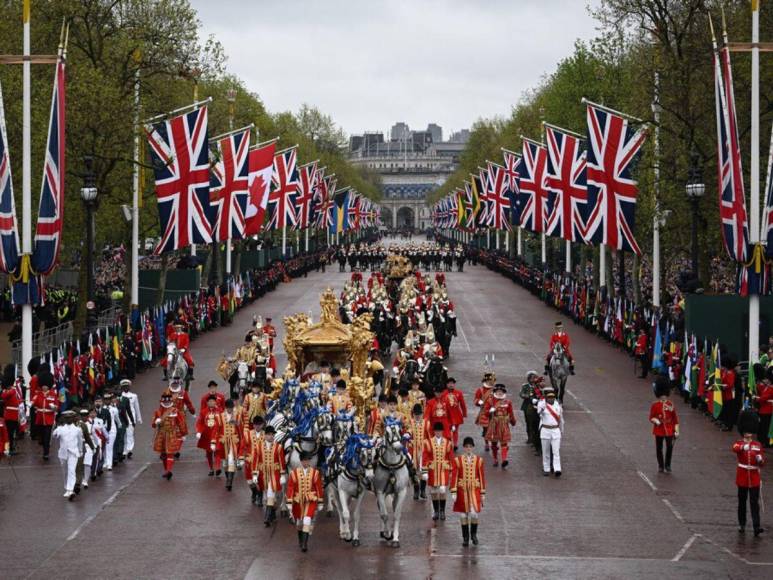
[[244, 141, 276, 236]]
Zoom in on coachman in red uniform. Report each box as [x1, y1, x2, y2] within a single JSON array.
[[443, 377, 467, 450], [286, 451, 324, 552], [450, 436, 485, 547], [733, 411, 765, 536], [649, 377, 679, 473], [424, 387, 452, 440], [422, 422, 454, 521]]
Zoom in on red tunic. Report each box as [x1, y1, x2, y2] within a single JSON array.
[[443, 389, 467, 427], [1, 387, 24, 422], [167, 388, 195, 436], [240, 430, 264, 480], [421, 436, 454, 487], [450, 454, 485, 513], [721, 369, 736, 402], [474, 385, 494, 427], [732, 439, 765, 488], [634, 334, 648, 356], [483, 397, 516, 443], [199, 392, 226, 414], [0, 418, 8, 457], [286, 466, 324, 520], [196, 410, 222, 451], [252, 440, 286, 491], [153, 407, 186, 454], [32, 392, 59, 426], [548, 331, 573, 359], [424, 397, 452, 439], [649, 399, 679, 437], [757, 383, 773, 416]]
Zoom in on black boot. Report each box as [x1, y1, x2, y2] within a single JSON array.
[[413, 484, 420, 501], [301, 531, 309, 552], [420, 480, 427, 499], [163, 368, 168, 381], [264, 507, 271, 527], [250, 485, 258, 504], [462, 524, 470, 547], [432, 499, 439, 521], [298, 530, 303, 547], [255, 490, 263, 507], [470, 523, 479, 545]]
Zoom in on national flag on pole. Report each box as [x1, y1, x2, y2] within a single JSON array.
[[0, 79, 20, 275], [348, 191, 361, 230], [544, 124, 588, 242], [315, 173, 335, 229], [467, 178, 482, 230], [145, 106, 212, 254], [31, 55, 66, 274], [310, 166, 328, 228], [209, 127, 250, 242], [329, 188, 351, 234], [583, 102, 647, 255], [519, 138, 548, 233], [486, 162, 512, 231], [711, 345, 723, 419], [266, 147, 300, 230], [245, 140, 276, 236], [502, 148, 523, 229], [295, 160, 318, 230]]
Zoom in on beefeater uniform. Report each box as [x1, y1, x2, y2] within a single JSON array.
[[153, 402, 186, 478], [167, 386, 196, 437], [483, 396, 516, 466], [424, 396, 452, 440]]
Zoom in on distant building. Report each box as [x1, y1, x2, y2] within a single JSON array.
[[449, 129, 470, 143], [390, 122, 410, 142], [427, 123, 442, 144]]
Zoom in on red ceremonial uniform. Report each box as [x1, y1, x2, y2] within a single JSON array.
[[199, 391, 226, 413], [474, 385, 494, 428], [634, 334, 648, 356], [733, 439, 765, 488], [196, 409, 222, 450], [721, 368, 736, 402], [421, 436, 454, 487], [153, 406, 186, 454], [32, 391, 59, 426], [240, 430, 263, 480], [0, 418, 9, 457], [483, 397, 516, 443], [1, 386, 24, 422], [757, 382, 773, 416], [548, 331, 573, 360], [252, 440, 286, 491], [286, 466, 324, 520], [262, 324, 277, 351], [424, 397, 452, 439], [167, 387, 195, 436], [444, 389, 467, 427], [450, 454, 486, 513], [649, 399, 679, 437], [173, 330, 194, 367]]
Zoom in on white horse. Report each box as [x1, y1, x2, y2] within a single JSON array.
[[330, 434, 377, 546], [373, 420, 411, 548], [549, 342, 571, 403], [166, 343, 189, 388]]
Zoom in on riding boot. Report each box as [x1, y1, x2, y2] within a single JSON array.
[[569, 363, 575, 375], [163, 368, 168, 381], [470, 523, 479, 545], [462, 524, 470, 547], [250, 485, 258, 504], [439, 500, 446, 520], [432, 499, 439, 520], [188, 367, 195, 381], [301, 532, 309, 552], [413, 483, 420, 501], [420, 480, 427, 499]]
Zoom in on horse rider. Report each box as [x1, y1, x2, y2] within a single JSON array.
[[162, 322, 195, 380], [545, 321, 574, 375]]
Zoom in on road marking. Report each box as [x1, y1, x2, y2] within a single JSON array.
[[565, 389, 591, 414], [457, 320, 472, 352], [672, 533, 699, 562], [637, 470, 658, 492], [661, 498, 685, 523], [66, 462, 150, 542], [429, 526, 437, 554]]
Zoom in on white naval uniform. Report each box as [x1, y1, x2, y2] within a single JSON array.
[[53, 423, 84, 494], [122, 391, 142, 454], [105, 405, 120, 469], [537, 399, 564, 473]]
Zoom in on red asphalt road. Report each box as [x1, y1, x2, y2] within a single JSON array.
[[2, 244, 772, 580]]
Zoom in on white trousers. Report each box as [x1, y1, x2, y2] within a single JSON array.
[[83, 446, 95, 467], [125, 424, 135, 453], [60, 454, 78, 492], [105, 429, 117, 468], [541, 430, 562, 473]]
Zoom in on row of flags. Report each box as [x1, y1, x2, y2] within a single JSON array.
[[0, 39, 67, 306], [432, 101, 648, 255], [144, 104, 381, 255]]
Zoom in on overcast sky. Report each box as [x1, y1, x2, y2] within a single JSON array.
[[191, 0, 601, 139]]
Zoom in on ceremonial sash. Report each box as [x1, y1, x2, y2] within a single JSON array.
[[545, 403, 561, 425]]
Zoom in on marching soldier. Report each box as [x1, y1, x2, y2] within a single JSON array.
[[537, 387, 563, 477], [52, 411, 83, 500], [483, 384, 516, 469], [153, 393, 186, 480], [450, 436, 485, 547], [73, 408, 95, 494], [120, 379, 142, 460], [252, 425, 286, 526], [519, 371, 543, 450], [286, 451, 324, 552], [733, 410, 765, 536], [422, 421, 454, 521], [649, 376, 679, 473]]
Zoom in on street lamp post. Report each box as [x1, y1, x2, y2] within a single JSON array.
[[80, 156, 99, 328], [685, 157, 705, 280]]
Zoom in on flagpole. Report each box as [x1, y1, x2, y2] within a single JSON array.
[[131, 50, 141, 311], [517, 227, 522, 256], [565, 239, 571, 273], [282, 225, 287, 258], [599, 244, 606, 289], [304, 228, 309, 252], [21, 0, 32, 389], [541, 234, 546, 264], [749, 0, 761, 362]]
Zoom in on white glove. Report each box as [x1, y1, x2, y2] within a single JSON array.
[[651, 418, 661, 426], [476, 400, 483, 406], [155, 418, 161, 426], [210, 442, 216, 451], [190, 414, 196, 419], [756, 454, 764, 464], [252, 475, 258, 485], [451, 426, 456, 432], [196, 433, 202, 440], [421, 472, 428, 481], [450, 493, 457, 502], [280, 475, 287, 486]]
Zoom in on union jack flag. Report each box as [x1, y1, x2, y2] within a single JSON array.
[[583, 103, 647, 255], [145, 106, 213, 254], [486, 162, 512, 231], [348, 191, 362, 230], [310, 166, 327, 228], [477, 167, 492, 227], [0, 80, 20, 275], [502, 149, 524, 229], [317, 174, 336, 229], [544, 125, 588, 242], [519, 138, 548, 233], [31, 57, 66, 274], [294, 160, 318, 230], [210, 127, 250, 242], [266, 147, 299, 230], [714, 38, 749, 263]]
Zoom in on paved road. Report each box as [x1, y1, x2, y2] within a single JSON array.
[[3, 248, 772, 579]]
